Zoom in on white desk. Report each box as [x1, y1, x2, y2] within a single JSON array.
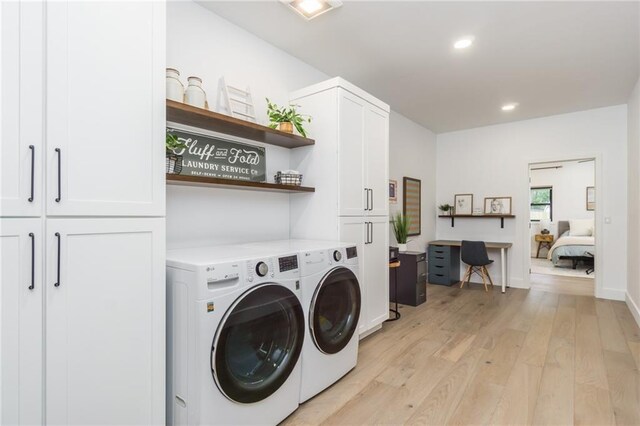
[[428, 240, 512, 293]]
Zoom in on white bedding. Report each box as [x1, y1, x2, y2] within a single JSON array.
[[547, 235, 595, 260]]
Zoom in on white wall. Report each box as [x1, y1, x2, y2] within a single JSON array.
[[166, 1, 328, 249], [166, 1, 436, 250], [627, 76, 640, 324], [436, 105, 627, 300], [529, 161, 595, 255], [389, 111, 437, 252]]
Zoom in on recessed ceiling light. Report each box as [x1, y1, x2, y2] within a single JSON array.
[[501, 103, 518, 111], [454, 37, 474, 49], [281, 0, 343, 20]]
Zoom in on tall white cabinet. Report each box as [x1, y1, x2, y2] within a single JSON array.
[[290, 78, 390, 337], [0, 1, 166, 424]]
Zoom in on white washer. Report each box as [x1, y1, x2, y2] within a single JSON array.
[[242, 240, 361, 402], [166, 245, 304, 425]]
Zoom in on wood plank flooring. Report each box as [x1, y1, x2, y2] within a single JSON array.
[[530, 272, 594, 297], [283, 284, 640, 426]]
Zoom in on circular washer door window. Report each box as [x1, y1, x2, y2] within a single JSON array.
[[212, 284, 304, 404], [310, 267, 361, 354]]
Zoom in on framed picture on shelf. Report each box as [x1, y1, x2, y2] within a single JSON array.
[[484, 196, 512, 215], [403, 177, 421, 236], [454, 194, 473, 215], [586, 186, 595, 211], [389, 180, 397, 203]]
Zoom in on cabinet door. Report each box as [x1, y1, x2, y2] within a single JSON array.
[[46, 218, 165, 425], [0, 1, 44, 217], [338, 90, 366, 216], [365, 105, 389, 217], [46, 1, 165, 216], [338, 217, 367, 334], [0, 219, 43, 425], [364, 217, 390, 329]]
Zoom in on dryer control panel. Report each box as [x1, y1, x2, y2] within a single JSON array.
[[278, 255, 298, 272]]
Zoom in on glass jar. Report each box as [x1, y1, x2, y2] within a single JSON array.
[[184, 76, 206, 109], [166, 68, 184, 102]]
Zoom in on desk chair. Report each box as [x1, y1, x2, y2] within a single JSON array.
[[460, 240, 494, 292]]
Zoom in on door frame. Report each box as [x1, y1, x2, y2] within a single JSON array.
[[521, 153, 602, 298]]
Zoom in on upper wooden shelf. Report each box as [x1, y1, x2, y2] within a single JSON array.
[[438, 214, 516, 229], [166, 100, 315, 149]]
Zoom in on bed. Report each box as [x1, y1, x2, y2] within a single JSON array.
[[547, 220, 595, 273]]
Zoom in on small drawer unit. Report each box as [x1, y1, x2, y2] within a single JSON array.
[[389, 251, 427, 306], [428, 244, 460, 286]]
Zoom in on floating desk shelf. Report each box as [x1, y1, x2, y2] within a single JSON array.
[[166, 174, 315, 194], [438, 214, 516, 229], [166, 100, 315, 149]]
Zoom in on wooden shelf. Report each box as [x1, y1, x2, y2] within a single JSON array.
[[166, 174, 315, 193], [438, 214, 516, 229], [166, 100, 315, 149]]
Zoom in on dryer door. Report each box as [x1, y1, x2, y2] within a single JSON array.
[[212, 284, 304, 404], [310, 267, 362, 354]]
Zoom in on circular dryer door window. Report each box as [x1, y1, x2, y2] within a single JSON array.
[[310, 267, 361, 354], [212, 284, 304, 404]]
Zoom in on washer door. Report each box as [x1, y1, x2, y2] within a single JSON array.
[[310, 267, 361, 354], [212, 284, 304, 404]]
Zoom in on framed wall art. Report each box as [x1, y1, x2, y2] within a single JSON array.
[[403, 177, 421, 236], [454, 194, 473, 215], [389, 180, 397, 204], [586, 186, 595, 211], [484, 196, 512, 215]]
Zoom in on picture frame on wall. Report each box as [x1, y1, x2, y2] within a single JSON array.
[[586, 186, 595, 211], [484, 196, 512, 215], [403, 177, 421, 236], [454, 194, 473, 215], [389, 180, 397, 204]]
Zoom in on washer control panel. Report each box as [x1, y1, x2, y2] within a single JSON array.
[[278, 255, 299, 272], [346, 246, 358, 259], [255, 261, 269, 277], [333, 250, 342, 262]]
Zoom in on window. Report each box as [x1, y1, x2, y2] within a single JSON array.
[[530, 187, 552, 222]]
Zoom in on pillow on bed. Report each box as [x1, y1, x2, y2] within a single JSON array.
[[569, 219, 593, 236]]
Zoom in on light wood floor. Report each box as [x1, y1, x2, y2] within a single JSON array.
[[530, 273, 595, 297], [283, 284, 640, 425]]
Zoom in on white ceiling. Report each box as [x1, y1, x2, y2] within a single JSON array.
[[198, 1, 640, 133]]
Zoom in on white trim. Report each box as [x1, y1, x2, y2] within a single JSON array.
[[626, 292, 640, 329], [522, 153, 607, 298]]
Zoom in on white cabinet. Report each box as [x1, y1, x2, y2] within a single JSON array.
[[0, 1, 44, 217], [0, 219, 43, 425], [290, 78, 390, 337], [340, 216, 389, 335], [337, 89, 390, 217], [45, 218, 165, 425], [46, 1, 165, 216]]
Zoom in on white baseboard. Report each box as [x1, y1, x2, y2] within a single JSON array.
[[626, 292, 640, 329], [596, 287, 626, 301]]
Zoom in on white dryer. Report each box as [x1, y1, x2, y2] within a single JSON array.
[[166, 245, 305, 425], [242, 240, 361, 402]]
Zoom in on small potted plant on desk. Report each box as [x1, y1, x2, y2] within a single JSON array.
[[439, 204, 453, 216], [266, 98, 311, 137], [392, 212, 411, 252], [166, 131, 187, 175]]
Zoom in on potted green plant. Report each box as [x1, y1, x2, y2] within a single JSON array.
[[266, 98, 311, 137], [392, 212, 411, 252], [166, 132, 187, 175], [438, 203, 453, 216]]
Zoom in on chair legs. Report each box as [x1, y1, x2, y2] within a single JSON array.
[[460, 265, 494, 292]]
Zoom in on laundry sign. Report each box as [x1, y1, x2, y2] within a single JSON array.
[[167, 128, 266, 182]]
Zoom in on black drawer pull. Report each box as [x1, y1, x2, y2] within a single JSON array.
[[436, 274, 444, 277], [54, 148, 61, 202], [29, 233, 35, 290], [28, 145, 35, 202], [435, 256, 444, 259], [54, 232, 61, 287]]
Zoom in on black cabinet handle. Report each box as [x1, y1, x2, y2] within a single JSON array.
[[54, 232, 61, 287], [365, 222, 369, 244], [28, 145, 35, 202], [369, 222, 373, 244], [29, 233, 35, 290], [364, 188, 369, 211], [369, 189, 373, 211], [54, 148, 61, 202]]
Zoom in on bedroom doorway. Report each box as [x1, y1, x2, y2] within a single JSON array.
[[528, 159, 596, 296]]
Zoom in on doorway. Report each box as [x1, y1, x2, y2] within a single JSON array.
[[527, 159, 596, 296]]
